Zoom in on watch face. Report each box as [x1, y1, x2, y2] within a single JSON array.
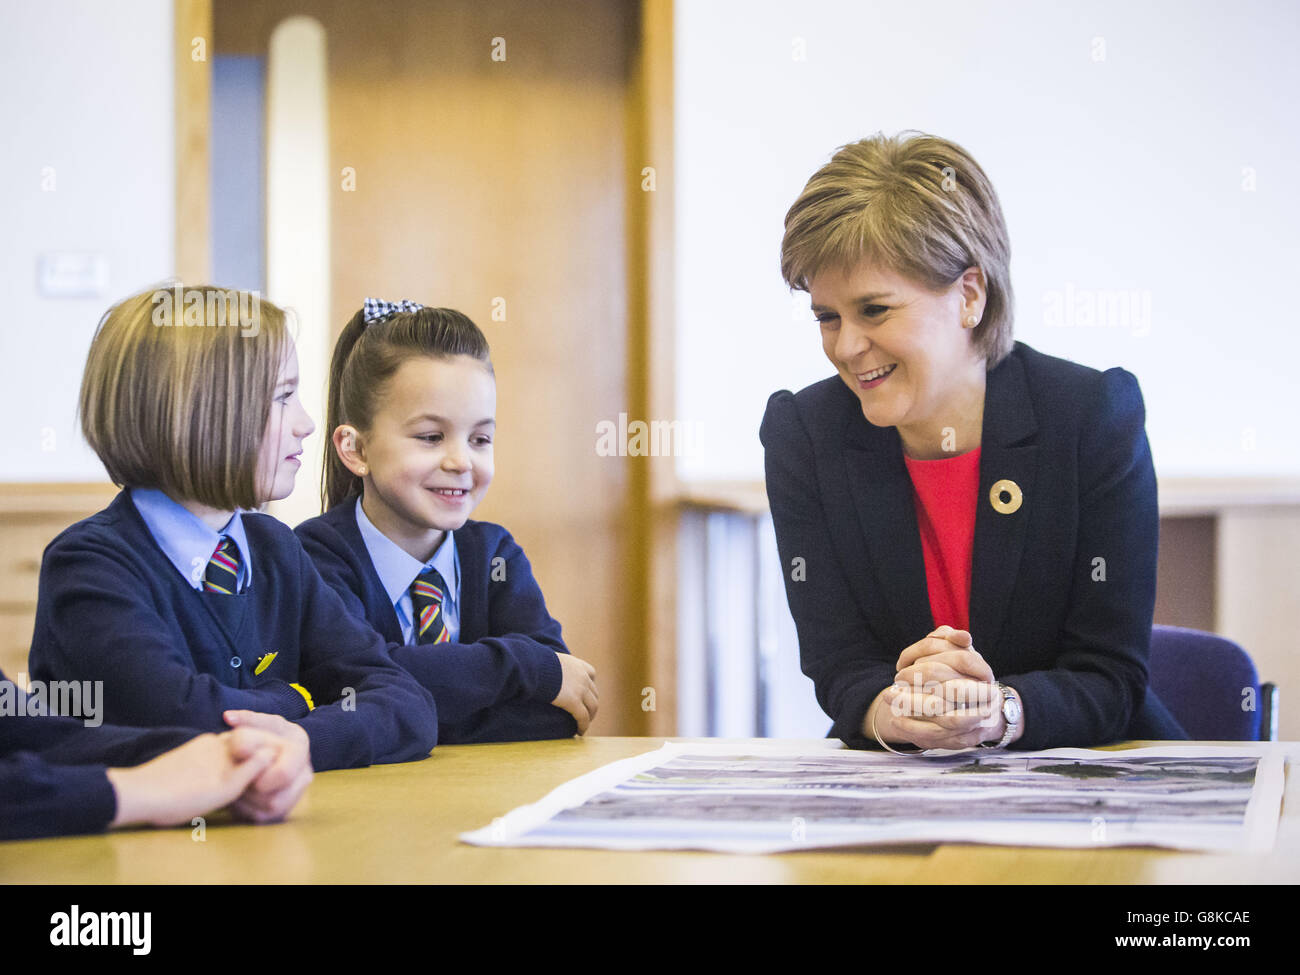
[[1004, 696, 1022, 724]]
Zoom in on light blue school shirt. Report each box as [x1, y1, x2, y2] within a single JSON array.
[[354, 500, 460, 645], [129, 487, 253, 592]]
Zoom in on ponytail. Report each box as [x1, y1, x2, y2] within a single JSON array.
[[321, 307, 370, 512]]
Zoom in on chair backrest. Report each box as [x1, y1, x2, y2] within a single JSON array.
[[1147, 624, 1266, 740]]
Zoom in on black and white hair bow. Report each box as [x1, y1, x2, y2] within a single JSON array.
[[362, 297, 424, 323]]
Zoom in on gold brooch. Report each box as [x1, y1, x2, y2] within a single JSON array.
[[989, 479, 1023, 514]]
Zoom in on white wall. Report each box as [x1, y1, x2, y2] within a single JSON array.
[[0, 0, 174, 482], [675, 0, 1300, 482]]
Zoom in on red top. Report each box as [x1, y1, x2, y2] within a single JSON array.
[[902, 447, 982, 633]]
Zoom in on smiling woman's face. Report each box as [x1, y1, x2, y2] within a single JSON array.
[[808, 260, 987, 455]]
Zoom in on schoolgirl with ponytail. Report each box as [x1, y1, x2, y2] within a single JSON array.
[[295, 299, 598, 741]]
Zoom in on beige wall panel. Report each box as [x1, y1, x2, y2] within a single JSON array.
[[0, 484, 120, 680], [1217, 508, 1300, 740]]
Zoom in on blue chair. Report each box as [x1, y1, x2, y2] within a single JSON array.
[[1147, 624, 1277, 741]]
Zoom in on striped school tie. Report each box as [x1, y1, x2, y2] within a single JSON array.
[[409, 567, 450, 644], [203, 536, 242, 594]]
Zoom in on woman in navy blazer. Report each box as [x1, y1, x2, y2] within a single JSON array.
[[763, 131, 1186, 751]]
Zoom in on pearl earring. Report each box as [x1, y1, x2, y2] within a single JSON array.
[[965, 315, 979, 328]]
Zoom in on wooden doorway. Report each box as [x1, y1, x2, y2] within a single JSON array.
[[210, 0, 669, 733]]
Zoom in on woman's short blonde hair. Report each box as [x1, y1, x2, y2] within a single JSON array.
[[781, 131, 1014, 368], [79, 284, 288, 511]]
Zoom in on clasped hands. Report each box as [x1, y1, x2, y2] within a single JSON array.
[[107, 710, 313, 829], [865, 625, 1019, 751]]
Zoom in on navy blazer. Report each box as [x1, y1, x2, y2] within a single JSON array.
[[760, 340, 1186, 750], [295, 498, 576, 744]]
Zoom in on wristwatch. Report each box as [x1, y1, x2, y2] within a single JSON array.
[[980, 682, 1021, 749]]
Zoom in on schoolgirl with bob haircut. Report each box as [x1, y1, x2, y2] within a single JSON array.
[[29, 284, 439, 771]]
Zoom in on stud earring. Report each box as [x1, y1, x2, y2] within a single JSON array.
[[358, 466, 368, 476], [965, 315, 979, 328]]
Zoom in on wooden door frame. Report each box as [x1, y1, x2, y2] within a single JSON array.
[[629, 0, 678, 735], [175, 0, 213, 284]]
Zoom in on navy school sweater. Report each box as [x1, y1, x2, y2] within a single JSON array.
[[294, 496, 577, 743], [1, 666, 203, 840], [27, 490, 438, 771]]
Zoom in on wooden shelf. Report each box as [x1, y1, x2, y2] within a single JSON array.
[[675, 477, 1300, 518], [1156, 478, 1300, 516]]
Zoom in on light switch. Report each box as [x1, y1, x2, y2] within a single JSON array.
[[37, 252, 109, 298]]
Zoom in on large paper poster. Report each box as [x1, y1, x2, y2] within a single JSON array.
[[462, 743, 1286, 854]]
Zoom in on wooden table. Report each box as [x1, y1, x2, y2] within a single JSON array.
[[2, 738, 1295, 883]]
